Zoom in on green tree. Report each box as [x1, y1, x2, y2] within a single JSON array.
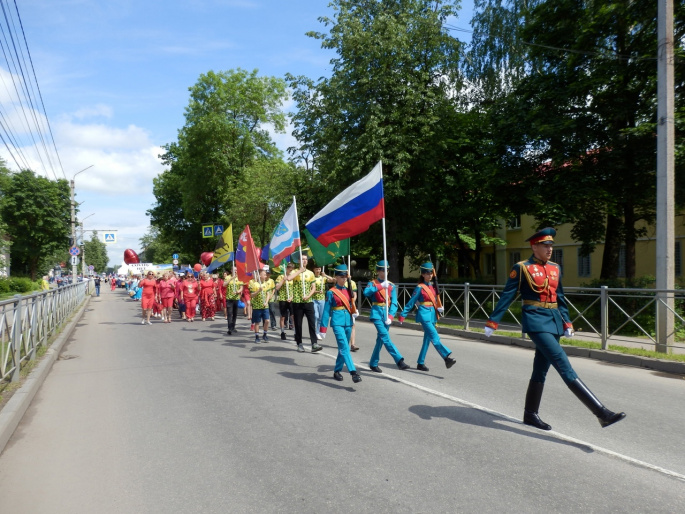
[[83, 231, 108, 273], [149, 69, 295, 258], [288, 0, 467, 281], [0, 169, 70, 280]]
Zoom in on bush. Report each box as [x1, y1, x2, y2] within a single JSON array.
[[5, 277, 39, 293], [0, 278, 9, 293]]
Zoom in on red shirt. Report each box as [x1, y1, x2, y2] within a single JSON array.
[[139, 279, 157, 298]]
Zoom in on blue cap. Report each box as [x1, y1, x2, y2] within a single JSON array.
[[526, 227, 556, 245], [376, 260, 389, 271], [420, 262, 434, 273], [334, 264, 348, 276]]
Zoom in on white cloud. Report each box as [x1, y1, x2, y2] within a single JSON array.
[[72, 104, 113, 120]]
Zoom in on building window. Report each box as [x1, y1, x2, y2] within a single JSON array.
[[484, 253, 495, 276], [578, 249, 591, 277], [617, 246, 626, 278], [507, 216, 521, 229], [509, 251, 521, 269], [676, 241, 682, 277], [551, 249, 564, 276]]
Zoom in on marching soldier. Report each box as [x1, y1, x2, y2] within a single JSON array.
[[485, 227, 625, 430], [363, 260, 410, 372], [399, 262, 456, 371], [319, 264, 362, 383]]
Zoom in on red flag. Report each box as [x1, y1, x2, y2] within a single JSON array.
[[236, 225, 261, 282]]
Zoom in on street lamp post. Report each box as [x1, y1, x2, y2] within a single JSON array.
[[79, 213, 95, 279], [71, 166, 93, 280]]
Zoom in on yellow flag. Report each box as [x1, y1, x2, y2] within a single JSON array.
[[207, 224, 234, 272]]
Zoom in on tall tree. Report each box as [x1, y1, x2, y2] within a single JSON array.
[[0, 169, 70, 279], [288, 0, 465, 281], [83, 231, 108, 273]]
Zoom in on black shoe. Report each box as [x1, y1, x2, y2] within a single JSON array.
[[416, 364, 429, 371], [351, 372, 362, 383], [280, 331, 286, 340], [227, 330, 232, 335], [311, 344, 323, 353], [523, 410, 552, 431], [445, 356, 456, 369], [567, 378, 626, 428], [397, 359, 410, 370], [333, 371, 343, 381], [369, 366, 383, 373]]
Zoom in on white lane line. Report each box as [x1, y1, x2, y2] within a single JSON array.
[[314, 348, 685, 482]]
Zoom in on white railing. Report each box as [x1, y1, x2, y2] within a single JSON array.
[[0, 281, 92, 382], [357, 282, 685, 353]]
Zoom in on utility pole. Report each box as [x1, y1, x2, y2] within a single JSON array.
[[70, 166, 93, 281], [656, 0, 674, 353]]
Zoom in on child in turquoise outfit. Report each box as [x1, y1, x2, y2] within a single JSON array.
[[319, 264, 362, 383], [399, 262, 456, 371]]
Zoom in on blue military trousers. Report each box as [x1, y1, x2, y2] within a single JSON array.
[[528, 332, 579, 384], [417, 321, 451, 364], [370, 319, 404, 367], [333, 325, 356, 373]]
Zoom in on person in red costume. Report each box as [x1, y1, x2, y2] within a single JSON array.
[[181, 273, 199, 322], [157, 272, 176, 323], [199, 271, 217, 321], [139, 271, 157, 325]]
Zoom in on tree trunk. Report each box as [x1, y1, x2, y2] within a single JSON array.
[[600, 214, 623, 280], [623, 202, 636, 281]]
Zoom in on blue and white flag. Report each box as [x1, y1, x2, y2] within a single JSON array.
[[269, 200, 301, 266]]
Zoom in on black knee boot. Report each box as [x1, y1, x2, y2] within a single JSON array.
[[567, 378, 626, 428], [523, 380, 552, 431]]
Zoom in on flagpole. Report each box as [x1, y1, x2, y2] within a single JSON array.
[[293, 196, 306, 295], [380, 160, 389, 319]]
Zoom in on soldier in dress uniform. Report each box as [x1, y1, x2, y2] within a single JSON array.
[[398, 262, 456, 371], [363, 260, 410, 372], [485, 227, 626, 430], [319, 264, 362, 383]]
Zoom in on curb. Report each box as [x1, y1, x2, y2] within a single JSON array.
[[0, 296, 91, 454], [356, 315, 685, 376]]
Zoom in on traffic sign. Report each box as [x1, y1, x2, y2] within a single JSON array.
[[202, 225, 213, 238], [88, 265, 94, 271], [172, 259, 179, 265], [70, 256, 79, 266], [214, 225, 224, 236], [103, 232, 117, 244], [172, 253, 179, 260], [69, 246, 80, 256]]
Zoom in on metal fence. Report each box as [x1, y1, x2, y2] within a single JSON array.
[[0, 281, 93, 383], [357, 282, 685, 353]]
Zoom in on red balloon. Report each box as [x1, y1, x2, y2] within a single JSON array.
[[200, 252, 214, 266], [123, 249, 140, 264], [193, 263, 202, 272]]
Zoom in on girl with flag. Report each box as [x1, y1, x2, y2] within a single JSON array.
[[398, 262, 456, 371], [318, 264, 362, 383]]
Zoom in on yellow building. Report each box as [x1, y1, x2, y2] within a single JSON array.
[[483, 214, 685, 287]]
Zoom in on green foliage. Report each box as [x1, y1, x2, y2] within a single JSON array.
[[0, 169, 70, 280], [0, 276, 39, 293], [83, 231, 108, 273]]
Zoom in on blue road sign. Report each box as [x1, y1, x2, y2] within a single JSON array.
[[69, 246, 80, 256], [103, 232, 117, 244], [172, 253, 179, 260], [214, 225, 224, 236], [202, 225, 213, 238]]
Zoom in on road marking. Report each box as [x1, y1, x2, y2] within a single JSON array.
[[314, 347, 685, 483]]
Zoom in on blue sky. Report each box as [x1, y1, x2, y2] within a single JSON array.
[[3, 0, 474, 267]]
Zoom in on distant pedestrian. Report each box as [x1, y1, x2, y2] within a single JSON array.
[[93, 275, 101, 296]]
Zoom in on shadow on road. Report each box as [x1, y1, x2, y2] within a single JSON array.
[[244, 355, 299, 366], [408, 404, 594, 453], [278, 370, 359, 392]]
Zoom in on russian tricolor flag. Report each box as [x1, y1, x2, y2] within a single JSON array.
[[306, 162, 384, 246]]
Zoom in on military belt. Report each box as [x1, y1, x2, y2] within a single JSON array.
[[419, 302, 433, 306], [332, 306, 346, 311], [523, 300, 558, 309], [372, 302, 386, 306]]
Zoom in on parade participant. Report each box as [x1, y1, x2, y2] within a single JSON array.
[[176, 272, 187, 320], [110, 275, 116, 291], [265, 268, 278, 328], [139, 271, 158, 325], [180, 272, 199, 322], [152, 275, 164, 319], [242, 278, 252, 322], [157, 272, 176, 323], [485, 227, 626, 430], [199, 271, 217, 321], [319, 264, 362, 383], [398, 262, 456, 371], [363, 260, 410, 372], [311, 263, 327, 338], [287, 254, 322, 353], [214, 273, 227, 320], [322, 268, 359, 350], [249, 266, 274, 342], [274, 262, 295, 340], [224, 267, 243, 335]]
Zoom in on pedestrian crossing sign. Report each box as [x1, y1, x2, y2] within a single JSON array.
[[202, 225, 213, 238], [103, 232, 117, 244], [214, 225, 224, 236]]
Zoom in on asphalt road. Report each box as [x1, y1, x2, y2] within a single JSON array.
[[0, 289, 683, 513]]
